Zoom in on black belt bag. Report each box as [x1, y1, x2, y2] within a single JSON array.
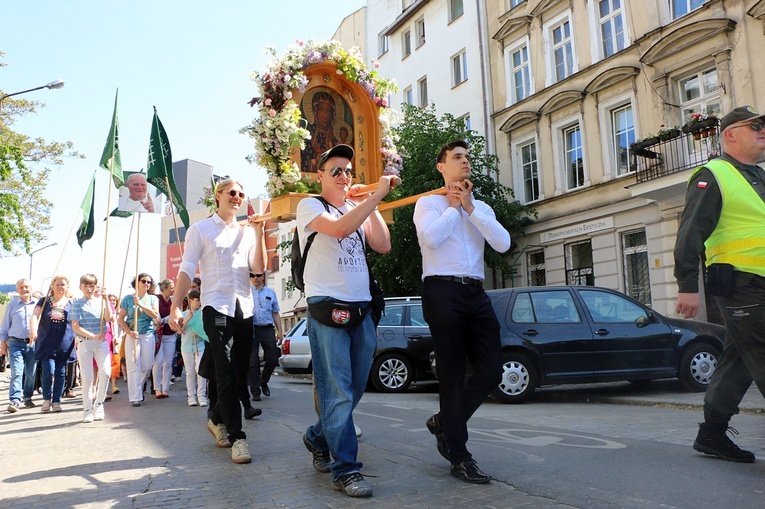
[[706, 263, 735, 297], [308, 300, 371, 328]]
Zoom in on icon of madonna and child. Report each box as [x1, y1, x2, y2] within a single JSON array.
[[300, 88, 354, 173]]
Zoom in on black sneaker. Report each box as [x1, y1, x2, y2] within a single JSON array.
[[303, 434, 331, 473], [261, 383, 270, 397], [24, 399, 36, 408], [244, 406, 262, 420], [426, 414, 450, 461], [693, 423, 755, 463], [331, 472, 373, 497], [451, 459, 492, 484]]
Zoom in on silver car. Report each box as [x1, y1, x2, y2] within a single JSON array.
[[278, 318, 312, 374]]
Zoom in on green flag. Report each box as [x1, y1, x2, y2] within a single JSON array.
[[107, 208, 132, 220], [99, 90, 125, 188], [77, 172, 96, 248], [147, 107, 189, 228]]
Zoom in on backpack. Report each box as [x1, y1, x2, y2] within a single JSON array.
[[291, 197, 330, 292]]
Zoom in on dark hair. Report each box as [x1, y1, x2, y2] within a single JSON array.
[[192, 277, 202, 288], [130, 273, 153, 289], [188, 290, 201, 301], [436, 139, 469, 164]]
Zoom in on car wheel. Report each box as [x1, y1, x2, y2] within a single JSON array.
[[371, 353, 413, 393], [678, 343, 721, 392], [491, 352, 537, 404]]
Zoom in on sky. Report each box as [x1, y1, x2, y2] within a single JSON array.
[[1, 0, 366, 296]]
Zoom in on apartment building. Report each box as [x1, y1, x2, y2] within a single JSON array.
[[487, 0, 765, 320]]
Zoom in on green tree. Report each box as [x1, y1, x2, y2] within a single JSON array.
[[369, 105, 535, 296], [0, 54, 81, 255]]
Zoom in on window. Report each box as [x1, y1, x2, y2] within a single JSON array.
[[416, 17, 426, 47], [418, 76, 428, 107], [512, 291, 580, 324], [598, 0, 625, 58], [378, 305, 404, 327], [527, 250, 546, 286], [449, 0, 464, 22], [551, 18, 574, 82], [452, 50, 468, 86], [580, 290, 648, 323], [621, 230, 651, 306], [509, 0, 525, 7], [460, 114, 471, 131], [506, 42, 531, 104], [378, 34, 389, 57], [673, 0, 705, 20], [403, 86, 413, 105], [402, 29, 412, 58], [611, 104, 635, 175], [520, 141, 540, 202], [680, 68, 721, 124], [565, 240, 594, 286], [563, 125, 584, 190], [402, 0, 414, 8]]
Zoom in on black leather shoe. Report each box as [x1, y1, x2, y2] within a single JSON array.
[[252, 393, 261, 402], [450, 459, 491, 484], [244, 406, 262, 419], [426, 414, 450, 461], [261, 383, 270, 397]]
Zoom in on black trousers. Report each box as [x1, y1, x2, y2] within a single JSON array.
[[202, 302, 253, 443], [249, 325, 280, 395], [422, 278, 502, 464]]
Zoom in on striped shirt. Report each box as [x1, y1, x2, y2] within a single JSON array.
[[68, 297, 106, 336]]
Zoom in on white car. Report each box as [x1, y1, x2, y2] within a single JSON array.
[[279, 319, 312, 374]]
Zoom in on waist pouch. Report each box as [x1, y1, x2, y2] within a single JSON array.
[[706, 263, 735, 297], [308, 300, 371, 328]]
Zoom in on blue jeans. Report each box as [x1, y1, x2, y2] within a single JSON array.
[[41, 357, 68, 403], [304, 296, 376, 480], [8, 340, 37, 402]]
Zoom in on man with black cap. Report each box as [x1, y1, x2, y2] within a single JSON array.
[[674, 105, 765, 463], [296, 144, 395, 497]]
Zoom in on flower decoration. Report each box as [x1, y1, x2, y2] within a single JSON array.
[[198, 178, 218, 213], [242, 39, 401, 198]]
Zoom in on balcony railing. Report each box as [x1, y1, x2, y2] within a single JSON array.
[[630, 119, 720, 183]]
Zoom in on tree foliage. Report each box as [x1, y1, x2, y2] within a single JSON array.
[[0, 54, 82, 255], [369, 105, 535, 297]]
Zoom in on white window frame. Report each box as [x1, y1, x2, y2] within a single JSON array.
[[543, 11, 578, 87], [418, 76, 428, 107], [451, 49, 468, 87], [416, 17, 426, 48], [403, 86, 413, 106], [378, 34, 389, 57], [449, 0, 464, 22], [597, 93, 636, 181], [512, 134, 543, 204], [402, 29, 412, 59], [588, 0, 629, 62], [504, 36, 534, 106], [460, 113, 471, 131], [671, 0, 705, 20], [679, 67, 721, 123], [551, 115, 588, 195]]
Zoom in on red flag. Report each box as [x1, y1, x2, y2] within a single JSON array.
[[247, 202, 255, 216]]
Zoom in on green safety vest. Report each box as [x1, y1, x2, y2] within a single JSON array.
[[689, 159, 765, 274]]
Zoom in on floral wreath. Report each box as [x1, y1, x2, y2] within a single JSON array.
[[241, 39, 402, 198]]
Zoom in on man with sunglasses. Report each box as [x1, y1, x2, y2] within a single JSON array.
[[247, 271, 282, 401], [296, 144, 394, 498], [169, 178, 266, 465], [675, 105, 765, 463]]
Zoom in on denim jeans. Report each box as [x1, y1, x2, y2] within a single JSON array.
[[8, 340, 37, 402], [41, 356, 68, 403], [304, 296, 376, 480]]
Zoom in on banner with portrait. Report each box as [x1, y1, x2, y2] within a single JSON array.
[[117, 171, 163, 214]]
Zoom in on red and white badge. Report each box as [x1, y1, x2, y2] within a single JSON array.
[[697, 181, 708, 189], [331, 308, 351, 325]]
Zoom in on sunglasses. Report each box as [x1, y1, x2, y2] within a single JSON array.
[[225, 189, 246, 199], [139, 279, 153, 284], [730, 122, 764, 132], [249, 273, 264, 278], [323, 166, 354, 178]]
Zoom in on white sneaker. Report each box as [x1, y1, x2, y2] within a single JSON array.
[[198, 396, 209, 407], [231, 439, 252, 464], [94, 404, 105, 421], [188, 397, 198, 407], [83, 411, 94, 423]]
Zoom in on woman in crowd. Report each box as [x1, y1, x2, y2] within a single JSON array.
[[30, 275, 74, 413], [153, 279, 176, 399], [107, 293, 122, 394], [118, 273, 159, 407]]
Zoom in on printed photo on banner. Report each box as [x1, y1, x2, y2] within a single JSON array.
[[117, 171, 162, 213]]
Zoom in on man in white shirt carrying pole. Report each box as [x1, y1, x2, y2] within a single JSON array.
[[413, 139, 511, 484], [169, 179, 265, 465]]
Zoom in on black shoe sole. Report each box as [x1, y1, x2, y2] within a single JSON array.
[[450, 470, 492, 484], [693, 441, 756, 463]]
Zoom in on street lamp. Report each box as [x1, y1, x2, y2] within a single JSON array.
[[29, 242, 58, 280], [0, 79, 65, 113]]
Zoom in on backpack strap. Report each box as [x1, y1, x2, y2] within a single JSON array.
[[297, 197, 331, 292]]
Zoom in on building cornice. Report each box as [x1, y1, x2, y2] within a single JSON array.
[[584, 66, 640, 94], [499, 111, 541, 132], [640, 18, 736, 66], [381, 0, 430, 37], [539, 90, 584, 115], [493, 15, 533, 41]]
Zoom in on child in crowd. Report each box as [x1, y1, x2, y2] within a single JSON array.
[[180, 291, 207, 407]]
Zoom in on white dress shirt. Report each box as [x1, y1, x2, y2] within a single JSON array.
[[414, 194, 511, 281], [179, 213, 255, 318]]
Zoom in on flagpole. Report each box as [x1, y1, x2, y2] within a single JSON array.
[[133, 213, 142, 364], [100, 161, 115, 334], [165, 175, 184, 258], [119, 214, 137, 303]]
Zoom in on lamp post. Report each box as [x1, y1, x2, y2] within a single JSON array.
[[29, 242, 58, 280], [0, 80, 65, 115]]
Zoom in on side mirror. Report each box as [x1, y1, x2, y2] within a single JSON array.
[[635, 312, 654, 328]]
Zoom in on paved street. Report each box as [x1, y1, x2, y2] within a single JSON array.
[[1, 372, 763, 509]]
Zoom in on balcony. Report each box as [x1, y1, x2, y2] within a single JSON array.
[[630, 118, 720, 184]]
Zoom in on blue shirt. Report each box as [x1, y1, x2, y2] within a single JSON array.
[[251, 285, 279, 326], [120, 294, 158, 335], [68, 297, 106, 336], [0, 297, 36, 341]]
